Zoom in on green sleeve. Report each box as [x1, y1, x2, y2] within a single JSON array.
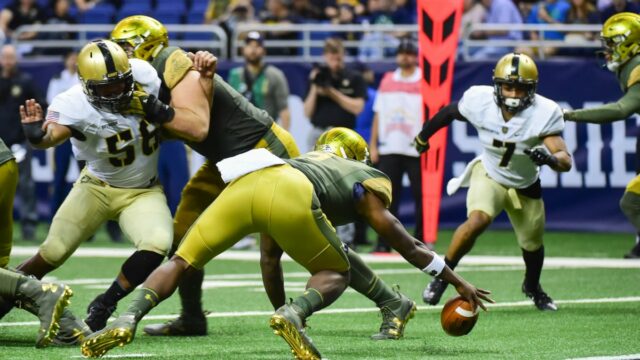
[[565, 84, 640, 123]]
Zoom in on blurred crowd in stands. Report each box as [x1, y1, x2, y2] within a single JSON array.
[[0, 0, 638, 59]]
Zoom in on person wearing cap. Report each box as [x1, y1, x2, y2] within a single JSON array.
[[228, 31, 291, 130], [368, 38, 424, 253]]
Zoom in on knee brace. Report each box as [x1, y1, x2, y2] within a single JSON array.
[[121, 250, 165, 287]]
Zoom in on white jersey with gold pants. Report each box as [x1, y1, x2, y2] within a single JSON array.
[[451, 85, 564, 250], [39, 59, 173, 266]]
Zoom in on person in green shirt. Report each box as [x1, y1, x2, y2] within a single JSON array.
[[564, 12, 640, 259]]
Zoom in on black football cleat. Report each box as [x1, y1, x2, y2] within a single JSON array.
[[522, 283, 557, 311], [143, 312, 208, 336], [85, 294, 116, 332], [422, 277, 448, 305], [623, 242, 640, 259]]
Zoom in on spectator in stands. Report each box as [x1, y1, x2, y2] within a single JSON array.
[[291, 0, 324, 21], [325, 0, 366, 20], [74, 0, 121, 12], [205, 0, 233, 23], [228, 31, 291, 129], [391, 0, 416, 24], [0, 0, 46, 42], [469, 0, 523, 59], [601, 0, 639, 22], [46, 50, 79, 215], [563, 0, 601, 53], [44, 0, 76, 55], [260, 0, 300, 56], [0, 44, 43, 240], [358, 0, 403, 60], [462, 0, 487, 31], [304, 37, 366, 149], [519, 0, 571, 58], [369, 38, 423, 253]]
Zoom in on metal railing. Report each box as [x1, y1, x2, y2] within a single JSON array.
[[233, 23, 418, 63], [12, 24, 229, 58], [9, 22, 605, 62], [460, 23, 602, 60]]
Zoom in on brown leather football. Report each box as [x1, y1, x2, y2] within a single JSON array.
[[440, 295, 479, 336]]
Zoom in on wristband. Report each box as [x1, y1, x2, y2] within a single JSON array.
[[422, 252, 446, 277], [22, 120, 46, 144]]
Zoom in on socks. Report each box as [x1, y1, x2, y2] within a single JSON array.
[[347, 251, 398, 307], [522, 246, 545, 290], [125, 288, 160, 322], [102, 280, 132, 307], [445, 257, 459, 271], [0, 267, 26, 298], [179, 268, 204, 317], [291, 288, 323, 319]]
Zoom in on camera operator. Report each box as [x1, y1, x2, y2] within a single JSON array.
[[303, 37, 366, 150]]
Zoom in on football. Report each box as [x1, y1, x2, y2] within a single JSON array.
[[440, 296, 479, 336]]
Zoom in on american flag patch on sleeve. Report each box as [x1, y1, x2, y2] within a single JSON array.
[[45, 110, 60, 122]]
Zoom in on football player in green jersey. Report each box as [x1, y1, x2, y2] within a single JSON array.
[[564, 12, 640, 259], [81, 128, 492, 359]]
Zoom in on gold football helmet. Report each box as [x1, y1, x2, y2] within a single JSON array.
[[492, 52, 538, 113], [77, 40, 133, 113], [315, 127, 370, 164], [111, 15, 168, 61], [601, 12, 640, 71]]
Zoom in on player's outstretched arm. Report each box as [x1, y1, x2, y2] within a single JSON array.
[[356, 190, 493, 309], [527, 135, 572, 172], [564, 84, 640, 123], [259, 234, 286, 310], [414, 102, 467, 154], [20, 99, 71, 149]]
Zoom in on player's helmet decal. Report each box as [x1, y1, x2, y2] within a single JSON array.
[[600, 12, 640, 72], [492, 52, 538, 114], [111, 15, 169, 61], [77, 40, 134, 113], [315, 127, 371, 165]]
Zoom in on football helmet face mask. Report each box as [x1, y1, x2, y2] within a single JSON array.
[[77, 40, 134, 113], [111, 15, 169, 61], [492, 53, 538, 114], [600, 12, 640, 72], [314, 127, 371, 165]]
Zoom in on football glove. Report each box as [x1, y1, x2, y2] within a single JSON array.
[[22, 120, 46, 144], [524, 148, 558, 167], [141, 94, 175, 124], [413, 135, 430, 154]]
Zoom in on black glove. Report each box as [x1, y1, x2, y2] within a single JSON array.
[[524, 148, 558, 167], [141, 94, 175, 125], [413, 134, 430, 154], [22, 120, 46, 144]]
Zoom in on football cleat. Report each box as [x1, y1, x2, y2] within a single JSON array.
[[15, 279, 73, 348], [143, 312, 207, 336], [522, 283, 558, 311], [81, 314, 136, 358], [624, 242, 640, 259], [85, 293, 117, 332], [270, 303, 321, 360], [52, 307, 92, 346], [422, 277, 449, 305], [371, 291, 417, 340]]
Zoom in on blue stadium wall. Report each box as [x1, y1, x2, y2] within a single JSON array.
[[21, 59, 635, 232]]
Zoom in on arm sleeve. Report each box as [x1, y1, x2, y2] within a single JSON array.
[[417, 102, 467, 141], [564, 84, 640, 123]]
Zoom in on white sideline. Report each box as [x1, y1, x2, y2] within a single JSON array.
[[10, 246, 640, 268], [1, 296, 640, 328], [566, 355, 640, 360]]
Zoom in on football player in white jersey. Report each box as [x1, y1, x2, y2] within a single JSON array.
[[414, 53, 572, 311], [15, 40, 176, 338]]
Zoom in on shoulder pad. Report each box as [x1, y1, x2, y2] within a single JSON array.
[[164, 49, 194, 90], [627, 64, 640, 89]]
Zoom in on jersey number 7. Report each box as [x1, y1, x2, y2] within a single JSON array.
[[492, 139, 515, 167]]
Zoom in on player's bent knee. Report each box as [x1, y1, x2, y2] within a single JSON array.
[[518, 237, 543, 252], [620, 192, 640, 216], [467, 211, 492, 231], [38, 242, 68, 268]]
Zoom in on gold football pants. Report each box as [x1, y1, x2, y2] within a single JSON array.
[[0, 159, 18, 268], [172, 123, 300, 250], [176, 164, 349, 274], [39, 169, 173, 267]]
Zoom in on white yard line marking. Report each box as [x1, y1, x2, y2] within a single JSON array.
[[12, 246, 640, 267], [566, 354, 640, 360], [70, 354, 154, 358], [2, 296, 640, 328]]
